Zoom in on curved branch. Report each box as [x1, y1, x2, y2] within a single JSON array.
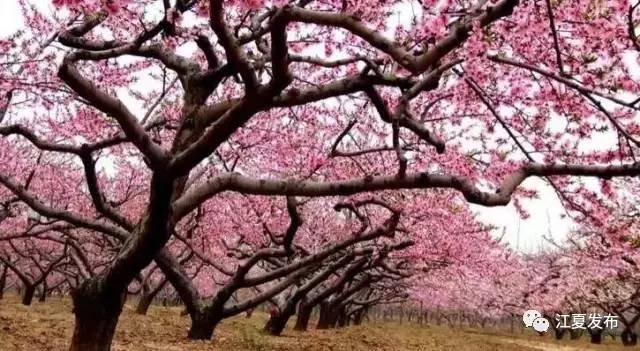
[[58, 60, 169, 169], [173, 162, 640, 221]]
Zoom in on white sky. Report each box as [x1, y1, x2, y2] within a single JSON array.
[[0, 0, 576, 253]]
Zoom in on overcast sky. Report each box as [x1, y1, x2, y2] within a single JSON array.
[[0, 0, 577, 253]]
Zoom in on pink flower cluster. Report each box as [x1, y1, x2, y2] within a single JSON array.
[[52, 0, 129, 13]]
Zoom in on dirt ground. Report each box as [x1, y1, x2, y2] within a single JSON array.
[[0, 295, 631, 350]]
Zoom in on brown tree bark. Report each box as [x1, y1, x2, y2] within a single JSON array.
[[38, 288, 46, 302], [135, 293, 154, 315], [264, 254, 359, 335], [187, 309, 222, 340], [554, 328, 566, 340], [135, 278, 167, 315], [294, 302, 313, 331], [316, 300, 334, 329], [621, 328, 638, 346], [21, 284, 36, 306], [352, 306, 368, 326], [264, 303, 296, 336], [69, 281, 126, 351], [587, 327, 603, 344], [0, 264, 6, 300], [336, 307, 348, 328]]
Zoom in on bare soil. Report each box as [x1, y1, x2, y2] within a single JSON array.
[[0, 295, 630, 350]]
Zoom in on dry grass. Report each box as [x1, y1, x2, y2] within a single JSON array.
[[0, 295, 631, 350]]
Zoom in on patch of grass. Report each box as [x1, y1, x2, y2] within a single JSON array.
[[239, 326, 269, 351]]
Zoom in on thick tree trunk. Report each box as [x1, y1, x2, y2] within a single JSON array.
[[327, 309, 340, 329], [621, 328, 638, 346], [135, 293, 154, 315], [67, 174, 175, 351], [264, 304, 296, 336], [0, 264, 6, 300], [38, 283, 47, 302], [554, 328, 566, 340], [187, 310, 220, 340], [353, 307, 367, 326], [21, 284, 36, 306], [336, 307, 347, 328], [588, 328, 603, 344], [264, 312, 289, 336], [316, 301, 334, 329], [69, 281, 126, 351], [294, 303, 313, 331], [135, 278, 167, 315]]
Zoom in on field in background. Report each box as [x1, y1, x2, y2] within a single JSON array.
[[0, 295, 630, 351]]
